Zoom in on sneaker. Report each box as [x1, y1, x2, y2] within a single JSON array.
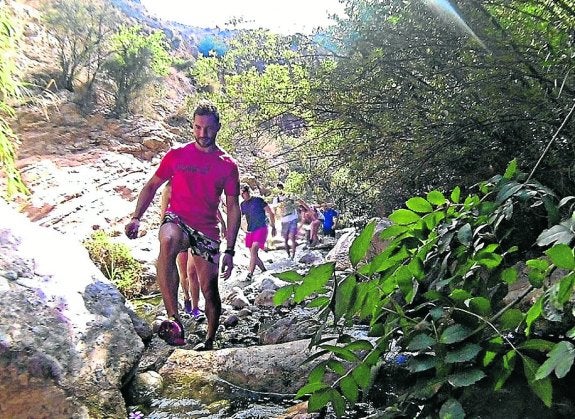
[[193, 339, 214, 351], [157, 316, 186, 346], [184, 299, 192, 314], [191, 307, 206, 321]]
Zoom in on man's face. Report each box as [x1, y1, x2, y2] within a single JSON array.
[[241, 190, 250, 201], [193, 114, 220, 149]]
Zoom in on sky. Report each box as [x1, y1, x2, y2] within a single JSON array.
[[139, 0, 346, 34]]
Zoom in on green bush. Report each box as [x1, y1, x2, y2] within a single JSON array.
[[83, 230, 143, 299], [274, 160, 575, 417]]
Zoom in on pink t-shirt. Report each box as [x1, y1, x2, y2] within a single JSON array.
[[155, 142, 240, 240]]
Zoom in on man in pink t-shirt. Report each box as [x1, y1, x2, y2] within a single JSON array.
[[125, 100, 240, 350]]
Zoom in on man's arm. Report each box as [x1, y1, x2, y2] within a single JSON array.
[[264, 204, 276, 236], [220, 193, 240, 279], [159, 181, 171, 219], [217, 208, 227, 239], [125, 174, 166, 239]]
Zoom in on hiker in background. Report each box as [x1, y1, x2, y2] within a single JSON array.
[[321, 202, 339, 238], [160, 182, 226, 320], [125, 100, 240, 350], [272, 182, 299, 259], [298, 200, 321, 247], [240, 184, 276, 280]]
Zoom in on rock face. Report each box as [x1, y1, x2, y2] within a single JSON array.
[[159, 339, 326, 398], [0, 202, 144, 418]]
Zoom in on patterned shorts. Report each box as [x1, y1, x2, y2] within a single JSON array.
[[162, 213, 220, 264]]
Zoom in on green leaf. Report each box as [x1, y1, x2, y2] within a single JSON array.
[[495, 350, 516, 390], [556, 273, 575, 305], [344, 340, 374, 352], [340, 376, 359, 403], [439, 398, 465, 419], [273, 270, 304, 283], [307, 296, 330, 308], [496, 182, 522, 203], [295, 381, 329, 399], [503, 159, 518, 179], [467, 296, 492, 316], [475, 250, 503, 269], [535, 341, 575, 380], [483, 350, 496, 367], [294, 263, 334, 303], [308, 362, 327, 383], [407, 355, 438, 373], [499, 309, 524, 330], [447, 369, 486, 387], [445, 343, 482, 364], [518, 339, 555, 352], [349, 221, 376, 267], [523, 356, 552, 408], [320, 345, 359, 362], [307, 389, 331, 412], [501, 267, 518, 285], [525, 297, 543, 335], [273, 285, 294, 306], [545, 244, 575, 270], [389, 208, 421, 225], [334, 275, 357, 322], [351, 363, 371, 389], [406, 196, 433, 213], [440, 325, 473, 344], [380, 224, 408, 239], [450, 289, 472, 303], [327, 359, 346, 376], [330, 389, 346, 418], [450, 186, 461, 204], [408, 333, 436, 351], [537, 219, 575, 246], [427, 190, 446, 206]]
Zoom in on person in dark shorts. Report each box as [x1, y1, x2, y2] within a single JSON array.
[[272, 182, 299, 259], [321, 203, 339, 237], [240, 184, 276, 280], [125, 100, 240, 350], [160, 182, 226, 321]]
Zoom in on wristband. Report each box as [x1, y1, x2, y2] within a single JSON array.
[[132, 217, 140, 221], [223, 248, 235, 257]]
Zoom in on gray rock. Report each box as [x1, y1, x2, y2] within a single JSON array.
[[0, 202, 144, 418]]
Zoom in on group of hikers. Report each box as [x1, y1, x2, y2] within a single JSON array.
[[124, 100, 339, 349]]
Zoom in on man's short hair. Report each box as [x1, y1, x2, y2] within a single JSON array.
[[241, 184, 251, 193], [193, 100, 220, 124], [276, 182, 284, 189]]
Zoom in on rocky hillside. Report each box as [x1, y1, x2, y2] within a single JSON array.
[[3, 0, 199, 269]]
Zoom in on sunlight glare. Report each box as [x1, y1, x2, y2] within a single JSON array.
[[424, 0, 488, 51]]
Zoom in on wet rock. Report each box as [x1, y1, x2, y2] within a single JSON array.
[[223, 314, 240, 328], [125, 371, 163, 405]]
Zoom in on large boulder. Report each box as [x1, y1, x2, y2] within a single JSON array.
[[0, 201, 144, 418]]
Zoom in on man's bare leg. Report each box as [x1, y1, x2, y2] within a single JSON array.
[[156, 223, 189, 346], [289, 232, 297, 259], [193, 254, 221, 350], [177, 252, 191, 312], [157, 223, 189, 319], [283, 233, 291, 258]]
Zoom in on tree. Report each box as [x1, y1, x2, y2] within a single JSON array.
[[300, 0, 575, 213], [42, 0, 119, 93], [0, 5, 27, 197], [103, 25, 171, 116]]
